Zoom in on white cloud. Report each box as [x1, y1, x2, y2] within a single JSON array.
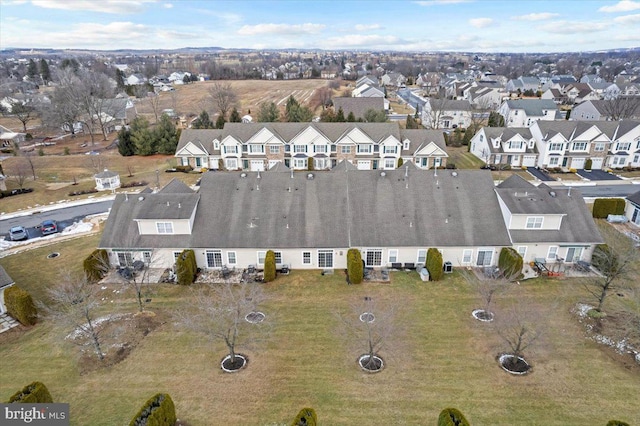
[[414, 0, 472, 5], [613, 13, 640, 23], [237, 23, 325, 36], [354, 24, 382, 31], [469, 18, 493, 28], [538, 20, 609, 34], [598, 0, 640, 12], [511, 12, 559, 21], [163, 3, 173, 8], [31, 0, 159, 14]]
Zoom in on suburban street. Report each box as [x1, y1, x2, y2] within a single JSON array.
[[562, 183, 640, 198]]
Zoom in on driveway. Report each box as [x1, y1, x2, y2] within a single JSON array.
[[526, 167, 555, 181], [575, 169, 621, 181]]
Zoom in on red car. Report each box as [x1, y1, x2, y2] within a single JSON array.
[[40, 220, 58, 235]]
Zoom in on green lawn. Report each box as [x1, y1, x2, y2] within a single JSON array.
[[447, 146, 485, 169], [1, 242, 639, 425]]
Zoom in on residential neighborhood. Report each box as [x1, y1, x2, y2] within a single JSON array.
[[1, 0, 640, 425]]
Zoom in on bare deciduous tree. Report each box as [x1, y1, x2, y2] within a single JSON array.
[[493, 303, 543, 370], [586, 222, 639, 313], [600, 96, 640, 121], [461, 269, 511, 320], [424, 97, 450, 129], [208, 82, 238, 119], [176, 282, 267, 368], [41, 68, 84, 136], [116, 252, 156, 313], [42, 273, 105, 361], [6, 101, 38, 132], [5, 157, 30, 189]]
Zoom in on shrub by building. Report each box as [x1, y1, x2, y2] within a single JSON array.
[[175, 249, 197, 285], [7, 381, 53, 403], [438, 408, 470, 426], [83, 249, 110, 283], [129, 393, 176, 426], [263, 250, 276, 282], [426, 248, 443, 281], [347, 248, 363, 284], [498, 247, 523, 280], [592, 198, 625, 219], [4, 285, 37, 325], [292, 407, 317, 426]]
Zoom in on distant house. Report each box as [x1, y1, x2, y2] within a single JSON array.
[[381, 72, 406, 87], [0, 265, 15, 316], [625, 190, 640, 227], [498, 99, 558, 127], [505, 76, 540, 94], [0, 124, 26, 147], [541, 88, 565, 104], [126, 74, 147, 86], [469, 127, 538, 168], [421, 99, 473, 129], [563, 83, 600, 104], [332, 97, 386, 120], [571, 99, 640, 121]]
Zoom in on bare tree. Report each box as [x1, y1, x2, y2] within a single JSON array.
[[116, 252, 156, 313], [493, 303, 542, 371], [424, 97, 450, 129], [5, 157, 30, 189], [42, 273, 105, 361], [87, 155, 108, 175], [600, 96, 640, 121], [586, 222, 639, 313], [6, 101, 37, 132], [176, 282, 267, 370], [208, 82, 238, 119], [146, 91, 162, 124], [23, 150, 37, 180], [76, 70, 118, 143], [338, 296, 397, 371], [41, 68, 84, 136], [461, 269, 510, 321]]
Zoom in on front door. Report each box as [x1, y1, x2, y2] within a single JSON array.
[[562, 157, 569, 167], [632, 207, 640, 225]]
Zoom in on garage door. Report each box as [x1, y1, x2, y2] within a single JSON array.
[[571, 158, 585, 169], [522, 156, 537, 167], [250, 160, 265, 171], [591, 158, 604, 170], [357, 160, 371, 170]]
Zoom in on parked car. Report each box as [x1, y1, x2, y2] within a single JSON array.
[[9, 226, 28, 241], [40, 220, 58, 236]]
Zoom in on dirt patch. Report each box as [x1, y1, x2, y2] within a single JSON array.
[[72, 310, 168, 374]]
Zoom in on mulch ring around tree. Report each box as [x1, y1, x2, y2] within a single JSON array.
[[221, 354, 248, 372], [72, 310, 167, 374], [358, 354, 384, 373], [472, 309, 494, 322], [498, 354, 531, 375], [245, 311, 265, 323]]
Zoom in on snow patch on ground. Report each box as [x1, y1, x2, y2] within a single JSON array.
[[66, 313, 131, 340]]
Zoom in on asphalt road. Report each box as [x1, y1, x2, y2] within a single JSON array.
[[563, 184, 639, 198], [0, 200, 114, 237]]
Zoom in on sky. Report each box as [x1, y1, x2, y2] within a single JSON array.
[[1, 0, 640, 53]]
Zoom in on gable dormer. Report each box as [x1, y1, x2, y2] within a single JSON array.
[[493, 137, 500, 149]]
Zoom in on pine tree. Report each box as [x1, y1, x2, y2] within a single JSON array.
[[215, 114, 226, 129], [39, 59, 51, 83], [154, 114, 179, 154], [117, 126, 135, 156], [130, 117, 156, 155], [257, 102, 280, 122], [346, 111, 356, 122], [193, 110, 213, 129], [229, 107, 242, 123], [27, 59, 38, 80], [336, 107, 346, 122]]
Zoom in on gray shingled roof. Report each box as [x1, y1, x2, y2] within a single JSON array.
[[506, 99, 558, 116], [159, 179, 194, 194], [628, 190, 640, 207], [332, 97, 385, 120], [95, 169, 119, 178], [495, 178, 602, 244], [401, 129, 447, 154], [0, 265, 15, 289], [100, 168, 512, 251]]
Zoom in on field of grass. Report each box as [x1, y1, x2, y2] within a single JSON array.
[[1, 237, 638, 425], [446, 145, 485, 170]]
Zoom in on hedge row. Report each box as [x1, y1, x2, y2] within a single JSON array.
[[347, 248, 363, 284], [7, 381, 53, 403], [129, 393, 176, 426], [438, 408, 470, 426], [0, 188, 33, 199], [121, 181, 149, 189], [176, 249, 197, 285], [263, 250, 276, 282], [4, 285, 37, 326], [292, 407, 317, 426], [69, 188, 99, 197], [498, 247, 523, 280], [83, 249, 110, 283], [592, 198, 625, 218], [426, 248, 443, 281]]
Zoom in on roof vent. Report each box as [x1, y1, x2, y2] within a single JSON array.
[[307, 173, 314, 180], [138, 196, 144, 201], [380, 171, 386, 177], [240, 172, 247, 178], [451, 171, 458, 177], [549, 191, 557, 197], [257, 171, 261, 179]]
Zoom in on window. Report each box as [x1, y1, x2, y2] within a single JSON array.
[[314, 145, 327, 153], [548, 157, 559, 166], [594, 142, 605, 152], [517, 246, 527, 259], [526, 217, 543, 229], [462, 249, 472, 264], [357, 144, 372, 154], [293, 158, 307, 169], [572, 142, 587, 151], [318, 250, 333, 268], [156, 222, 174, 234], [565, 247, 583, 263], [616, 142, 631, 152], [547, 246, 558, 260], [549, 142, 564, 151], [274, 251, 282, 264], [384, 158, 395, 169], [227, 251, 236, 265], [365, 250, 383, 267], [314, 158, 326, 169], [214, 141, 220, 150], [388, 250, 398, 264], [225, 158, 238, 169], [206, 250, 223, 268], [269, 145, 280, 154], [383, 145, 397, 154], [341, 145, 351, 154], [249, 144, 264, 153], [173, 252, 181, 262], [117, 252, 133, 267], [509, 141, 523, 150], [257, 251, 266, 265], [293, 145, 307, 153], [223, 146, 238, 154], [302, 252, 311, 265], [143, 251, 151, 265], [417, 249, 427, 264]]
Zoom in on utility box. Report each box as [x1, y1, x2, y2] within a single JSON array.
[[443, 262, 453, 273]]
